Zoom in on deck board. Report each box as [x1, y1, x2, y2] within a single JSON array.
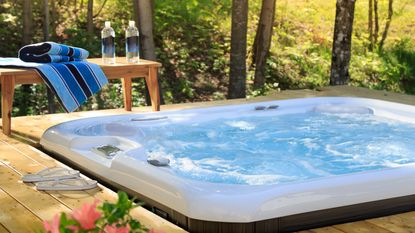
[[0, 135, 187, 233], [0, 187, 44, 233], [2, 85, 415, 232], [298, 226, 346, 233], [332, 221, 394, 233], [0, 224, 10, 233], [366, 213, 415, 233], [0, 162, 72, 220]]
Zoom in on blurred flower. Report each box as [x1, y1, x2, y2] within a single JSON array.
[[72, 199, 101, 230], [43, 214, 60, 233], [43, 192, 147, 233], [103, 224, 130, 233]]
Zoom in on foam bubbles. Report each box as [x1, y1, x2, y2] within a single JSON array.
[[136, 112, 415, 185], [225, 121, 255, 130]]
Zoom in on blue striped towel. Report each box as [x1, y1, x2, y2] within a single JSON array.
[[0, 58, 108, 112], [19, 42, 89, 63]]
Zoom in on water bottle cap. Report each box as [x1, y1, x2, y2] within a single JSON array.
[[129, 21, 135, 27], [105, 21, 111, 27]]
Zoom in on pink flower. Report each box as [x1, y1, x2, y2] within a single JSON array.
[[67, 225, 79, 231], [71, 199, 101, 230], [43, 214, 60, 233], [103, 224, 130, 233]]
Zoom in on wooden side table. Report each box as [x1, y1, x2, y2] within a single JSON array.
[[0, 58, 161, 136]]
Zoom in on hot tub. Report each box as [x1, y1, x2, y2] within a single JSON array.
[[40, 97, 415, 233]]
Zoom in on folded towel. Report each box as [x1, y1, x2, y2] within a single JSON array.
[[0, 58, 108, 112], [19, 42, 89, 63]]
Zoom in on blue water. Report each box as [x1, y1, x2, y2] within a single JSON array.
[[137, 112, 415, 185]]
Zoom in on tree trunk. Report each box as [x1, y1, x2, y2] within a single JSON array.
[[80, 0, 84, 14], [42, 0, 56, 113], [93, 0, 107, 18], [133, 0, 164, 105], [74, 0, 78, 22], [252, 0, 276, 89], [42, 0, 49, 41], [23, 0, 32, 45], [21, 0, 33, 116], [329, 0, 356, 85], [87, 0, 94, 35], [368, 0, 374, 51], [133, 0, 156, 60], [51, 0, 57, 33], [374, 0, 379, 43], [228, 0, 249, 99], [379, 0, 393, 50]]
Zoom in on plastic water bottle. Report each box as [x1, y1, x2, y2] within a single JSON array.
[[101, 21, 115, 64], [125, 20, 139, 63]]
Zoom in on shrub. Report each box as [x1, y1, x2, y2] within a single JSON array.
[[42, 192, 164, 233]]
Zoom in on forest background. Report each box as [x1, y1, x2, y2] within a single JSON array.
[[0, 0, 414, 116]]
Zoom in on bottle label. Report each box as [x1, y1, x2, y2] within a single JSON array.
[[126, 36, 139, 53], [102, 36, 115, 55]]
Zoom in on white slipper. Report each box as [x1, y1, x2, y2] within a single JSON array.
[[35, 178, 98, 191], [22, 167, 80, 183]]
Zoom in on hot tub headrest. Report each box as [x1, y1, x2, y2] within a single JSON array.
[[312, 104, 374, 114]]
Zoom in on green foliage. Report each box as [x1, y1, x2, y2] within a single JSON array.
[[154, 0, 230, 103], [0, 0, 415, 116], [98, 192, 145, 231], [247, 0, 415, 97], [42, 191, 148, 233], [57, 213, 78, 233]]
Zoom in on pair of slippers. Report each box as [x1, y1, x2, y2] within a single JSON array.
[[22, 167, 98, 191]]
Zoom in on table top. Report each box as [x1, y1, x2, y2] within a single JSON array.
[[0, 57, 161, 76]]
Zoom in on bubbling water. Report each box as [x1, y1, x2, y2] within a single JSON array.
[[136, 112, 415, 185]]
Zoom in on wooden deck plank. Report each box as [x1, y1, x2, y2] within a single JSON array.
[[0, 162, 72, 220], [0, 188, 44, 233], [366, 213, 415, 233], [297, 226, 345, 233], [332, 221, 394, 233], [0, 135, 187, 233], [0, 223, 10, 233]]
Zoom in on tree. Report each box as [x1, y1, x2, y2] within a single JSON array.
[[73, 0, 78, 22], [42, 0, 49, 41], [228, 0, 248, 99], [133, 0, 156, 61], [368, 0, 374, 51], [132, 0, 164, 105], [93, 0, 107, 18], [330, 0, 356, 85], [42, 0, 56, 113], [87, 0, 93, 35], [252, 0, 277, 89], [21, 0, 33, 116], [379, 0, 393, 50], [51, 0, 57, 31], [374, 0, 379, 43], [23, 0, 32, 45]]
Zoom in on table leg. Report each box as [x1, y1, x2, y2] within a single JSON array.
[[1, 75, 15, 136], [121, 77, 132, 111], [145, 67, 160, 111]]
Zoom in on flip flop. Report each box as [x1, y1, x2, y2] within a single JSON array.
[[35, 178, 98, 191], [22, 167, 80, 183]]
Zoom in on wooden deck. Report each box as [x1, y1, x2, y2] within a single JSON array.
[[0, 133, 186, 233], [1, 85, 415, 232]]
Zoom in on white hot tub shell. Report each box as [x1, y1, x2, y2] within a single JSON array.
[[40, 97, 415, 232]]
